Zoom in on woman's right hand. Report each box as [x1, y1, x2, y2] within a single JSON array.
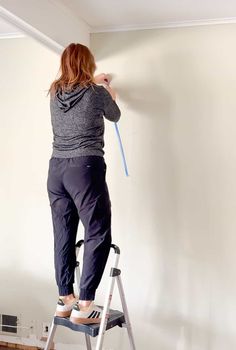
[[94, 73, 116, 101], [94, 73, 110, 85]]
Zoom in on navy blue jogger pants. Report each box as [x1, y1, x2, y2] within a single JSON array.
[[47, 156, 112, 300]]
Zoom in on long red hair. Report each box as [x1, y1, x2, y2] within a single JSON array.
[[48, 43, 96, 96]]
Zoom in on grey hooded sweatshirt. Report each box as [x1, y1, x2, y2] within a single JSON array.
[[50, 84, 121, 158]]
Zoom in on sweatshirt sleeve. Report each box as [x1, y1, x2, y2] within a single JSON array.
[[100, 86, 121, 122]]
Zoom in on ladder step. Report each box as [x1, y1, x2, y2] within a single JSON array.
[[54, 308, 125, 337]]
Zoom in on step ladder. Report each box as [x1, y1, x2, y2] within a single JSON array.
[[44, 239, 136, 350]]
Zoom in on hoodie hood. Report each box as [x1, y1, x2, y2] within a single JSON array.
[[55, 85, 90, 113]]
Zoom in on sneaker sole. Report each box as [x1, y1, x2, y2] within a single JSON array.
[[55, 310, 72, 317], [70, 316, 101, 325]]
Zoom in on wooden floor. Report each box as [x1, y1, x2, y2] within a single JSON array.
[[0, 345, 22, 350], [0, 345, 39, 350], [0, 340, 52, 350]]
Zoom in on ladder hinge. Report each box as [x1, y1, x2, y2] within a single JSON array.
[[110, 268, 121, 277]]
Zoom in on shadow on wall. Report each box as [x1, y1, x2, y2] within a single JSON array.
[[115, 80, 171, 119]]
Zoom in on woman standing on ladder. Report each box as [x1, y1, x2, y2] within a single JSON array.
[[47, 43, 121, 324]]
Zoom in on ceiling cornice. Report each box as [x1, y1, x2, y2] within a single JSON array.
[[90, 16, 236, 33], [0, 5, 64, 52]]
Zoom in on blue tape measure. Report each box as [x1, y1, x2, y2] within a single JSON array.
[[114, 122, 129, 177]]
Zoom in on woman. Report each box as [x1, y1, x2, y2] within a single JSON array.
[[47, 43, 121, 324]]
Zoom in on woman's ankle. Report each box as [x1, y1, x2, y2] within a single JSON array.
[[79, 300, 93, 307], [59, 293, 75, 303]]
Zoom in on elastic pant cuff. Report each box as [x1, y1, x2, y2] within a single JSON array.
[[79, 288, 96, 300], [58, 284, 74, 296]]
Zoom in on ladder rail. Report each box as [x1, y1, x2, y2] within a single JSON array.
[[85, 333, 92, 350], [95, 250, 120, 350], [75, 240, 83, 295], [116, 275, 136, 350], [44, 321, 57, 350]]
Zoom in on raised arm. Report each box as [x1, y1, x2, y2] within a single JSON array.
[[94, 73, 121, 122], [101, 86, 121, 122]]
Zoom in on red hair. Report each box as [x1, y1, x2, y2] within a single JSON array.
[[48, 43, 96, 96]]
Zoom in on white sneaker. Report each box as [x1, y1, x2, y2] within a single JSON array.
[[55, 297, 78, 317], [70, 301, 103, 324]]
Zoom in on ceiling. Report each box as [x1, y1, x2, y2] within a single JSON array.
[[57, 0, 236, 32], [1, 0, 236, 37]]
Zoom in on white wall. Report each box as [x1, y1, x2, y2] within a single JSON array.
[[91, 24, 236, 350], [1, 23, 236, 350]]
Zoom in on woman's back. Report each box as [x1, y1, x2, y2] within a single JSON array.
[[50, 84, 120, 158]]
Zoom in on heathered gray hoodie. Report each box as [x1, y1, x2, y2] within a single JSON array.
[[50, 84, 121, 158]]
